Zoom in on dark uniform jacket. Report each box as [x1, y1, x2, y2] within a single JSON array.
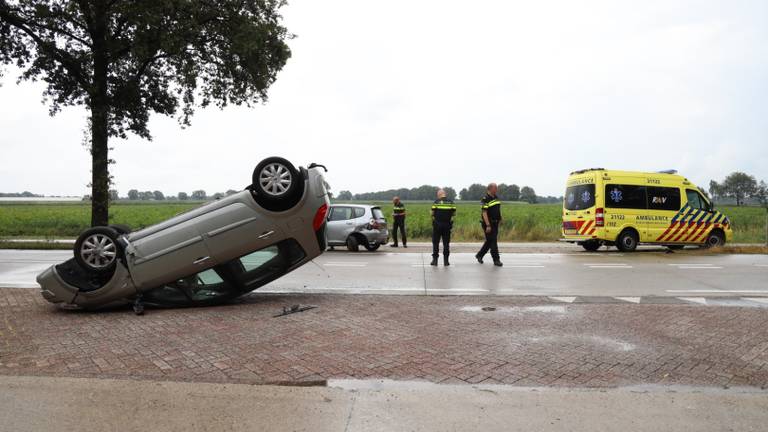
[[393, 202, 406, 219], [481, 194, 502, 222], [432, 199, 456, 224]]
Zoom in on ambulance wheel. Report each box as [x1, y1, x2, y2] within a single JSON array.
[[616, 229, 639, 252], [704, 230, 725, 249], [581, 241, 601, 252]]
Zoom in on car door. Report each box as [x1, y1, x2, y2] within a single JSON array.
[[603, 179, 649, 242], [326, 206, 353, 244], [682, 189, 715, 243], [646, 186, 683, 243]]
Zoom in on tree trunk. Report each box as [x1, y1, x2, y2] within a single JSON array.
[[765, 209, 768, 247], [89, 4, 110, 227]]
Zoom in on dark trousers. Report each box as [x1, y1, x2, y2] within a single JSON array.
[[432, 222, 451, 258], [392, 217, 406, 246], [478, 221, 500, 261]]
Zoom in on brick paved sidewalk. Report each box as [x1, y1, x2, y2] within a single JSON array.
[[1, 288, 767, 388]]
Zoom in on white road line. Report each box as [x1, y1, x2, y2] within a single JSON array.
[[323, 263, 367, 267], [615, 297, 641, 304], [667, 263, 717, 266], [754, 264, 768, 267], [743, 297, 768, 304], [588, 265, 633, 269], [676, 266, 723, 269], [667, 289, 768, 294], [505, 265, 546, 268], [678, 297, 707, 305], [549, 296, 577, 303], [582, 263, 629, 266]]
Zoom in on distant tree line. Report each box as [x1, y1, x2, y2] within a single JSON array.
[[336, 183, 562, 204], [709, 172, 767, 206], [92, 189, 242, 202], [0, 191, 42, 197]]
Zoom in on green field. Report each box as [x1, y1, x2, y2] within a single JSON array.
[[1, 200, 765, 244]]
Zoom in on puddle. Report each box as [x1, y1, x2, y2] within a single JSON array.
[[527, 335, 635, 352], [460, 305, 567, 314]]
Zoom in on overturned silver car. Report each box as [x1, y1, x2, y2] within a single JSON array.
[[37, 157, 330, 311]]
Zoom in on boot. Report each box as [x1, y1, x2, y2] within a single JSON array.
[[493, 260, 503, 267], [475, 254, 484, 264], [430, 257, 438, 266], [444, 257, 450, 266]]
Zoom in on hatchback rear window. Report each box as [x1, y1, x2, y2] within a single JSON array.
[[371, 207, 384, 220], [565, 184, 595, 210]]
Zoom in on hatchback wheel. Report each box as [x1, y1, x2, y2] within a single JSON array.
[[74, 226, 122, 274], [363, 242, 381, 252], [616, 230, 639, 252], [252, 157, 303, 211], [346, 236, 360, 252]]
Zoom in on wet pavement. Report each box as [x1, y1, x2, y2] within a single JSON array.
[[1, 288, 767, 389], [2, 249, 767, 298]]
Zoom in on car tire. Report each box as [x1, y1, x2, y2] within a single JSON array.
[[703, 230, 725, 249], [252, 157, 304, 211], [616, 229, 639, 252], [581, 241, 601, 252], [74, 226, 123, 274], [364, 243, 381, 252], [346, 236, 360, 252]]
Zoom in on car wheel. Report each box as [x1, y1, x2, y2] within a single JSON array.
[[364, 242, 381, 252], [581, 240, 601, 252], [252, 157, 303, 211], [616, 229, 639, 252], [74, 226, 123, 274], [704, 230, 725, 249], [346, 236, 360, 252]]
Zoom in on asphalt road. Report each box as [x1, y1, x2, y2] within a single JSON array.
[[1, 249, 766, 298]]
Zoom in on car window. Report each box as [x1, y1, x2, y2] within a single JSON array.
[[329, 206, 352, 221], [352, 207, 366, 218], [647, 186, 681, 211], [371, 207, 384, 220], [686, 189, 710, 211], [239, 246, 279, 272], [605, 184, 646, 209], [565, 184, 595, 210]]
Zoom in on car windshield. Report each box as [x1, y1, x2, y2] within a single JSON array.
[[565, 184, 595, 210], [142, 239, 306, 307]]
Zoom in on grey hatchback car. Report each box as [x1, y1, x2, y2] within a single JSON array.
[[326, 204, 388, 251], [37, 157, 330, 311]]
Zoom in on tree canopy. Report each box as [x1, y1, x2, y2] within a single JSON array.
[[1, 0, 291, 225]]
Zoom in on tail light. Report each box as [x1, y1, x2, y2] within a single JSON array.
[[312, 204, 329, 231], [595, 207, 605, 227]]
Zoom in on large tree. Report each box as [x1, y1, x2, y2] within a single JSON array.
[[0, 0, 291, 226], [721, 172, 757, 206]]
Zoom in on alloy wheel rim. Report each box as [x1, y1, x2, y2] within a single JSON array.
[[80, 234, 116, 268], [259, 163, 292, 196]]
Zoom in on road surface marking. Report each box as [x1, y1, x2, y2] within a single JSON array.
[[323, 262, 367, 267], [743, 297, 768, 304], [676, 266, 723, 269], [615, 297, 641, 304], [667, 289, 768, 294], [587, 265, 633, 269], [754, 264, 768, 267], [549, 296, 576, 303], [678, 297, 707, 305], [505, 265, 546, 268]]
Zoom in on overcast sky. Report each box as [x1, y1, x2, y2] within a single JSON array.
[[1, 0, 766, 198]]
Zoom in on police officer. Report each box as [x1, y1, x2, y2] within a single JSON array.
[[431, 189, 456, 266], [476, 183, 503, 266], [390, 196, 407, 248]]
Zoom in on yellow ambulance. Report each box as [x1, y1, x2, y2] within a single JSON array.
[[562, 169, 733, 251]]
